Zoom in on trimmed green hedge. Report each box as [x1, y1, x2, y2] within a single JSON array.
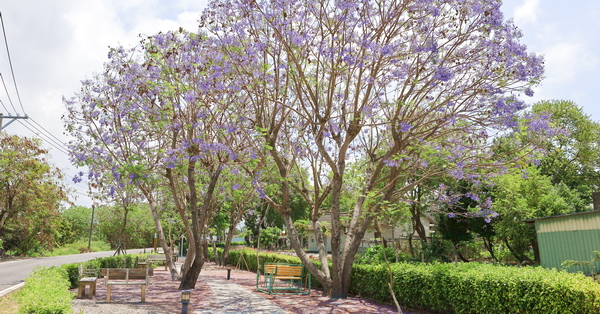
[[17, 267, 73, 314], [351, 262, 600, 313], [224, 249, 600, 313], [214, 241, 245, 248]]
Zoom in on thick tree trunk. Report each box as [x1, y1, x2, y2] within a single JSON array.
[[179, 159, 202, 289], [220, 222, 237, 266], [337, 217, 373, 298], [179, 237, 204, 289], [179, 163, 222, 289], [166, 167, 193, 280], [483, 237, 497, 262], [410, 204, 427, 242], [503, 239, 532, 264], [115, 204, 129, 255], [140, 187, 179, 280], [180, 237, 195, 279], [282, 214, 333, 294], [179, 200, 204, 289], [329, 170, 346, 299]]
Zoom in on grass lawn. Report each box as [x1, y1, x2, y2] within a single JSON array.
[[0, 291, 20, 314]]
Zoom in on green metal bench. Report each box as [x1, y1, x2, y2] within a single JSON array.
[[256, 263, 311, 295]]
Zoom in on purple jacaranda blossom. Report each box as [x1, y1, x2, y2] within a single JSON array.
[[399, 122, 412, 132], [256, 186, 266, 198], [465, 192, 479, 202], [434, 66, 453, 82], [527, 115, 553, 134], [524, 88, 534, 97], [72, 174, 83, 183], [383, 159, 399, 167]]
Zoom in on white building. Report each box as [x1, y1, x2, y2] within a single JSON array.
[[305, 212, 436, 252]]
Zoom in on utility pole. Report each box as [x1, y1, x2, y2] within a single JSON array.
[[0, 113, 28, 130], [87, 204, 96, 252]]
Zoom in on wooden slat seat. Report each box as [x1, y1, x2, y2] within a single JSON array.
[[77, 265, 98, 299], [101, 268, 153, 303], [257, 263, 311, 295], [138, 254, 176, 270]]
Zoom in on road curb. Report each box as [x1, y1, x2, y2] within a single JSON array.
[[0, 282, 24, 298]]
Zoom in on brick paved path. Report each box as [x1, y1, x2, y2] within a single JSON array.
[[193, 276, 287, 313], [71, 262, 414, 313]]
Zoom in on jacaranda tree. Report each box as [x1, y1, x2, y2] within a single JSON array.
[[200, 0, 549, 297], [64, 30, 254, 288]]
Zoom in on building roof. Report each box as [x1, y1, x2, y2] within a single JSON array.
[[523, 210, 600, 224]]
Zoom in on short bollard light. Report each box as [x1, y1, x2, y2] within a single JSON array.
[[181, 290, 191, 314], [226, 266, 232, 280]]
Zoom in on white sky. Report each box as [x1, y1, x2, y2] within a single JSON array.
[[1, 0, 598, 208]]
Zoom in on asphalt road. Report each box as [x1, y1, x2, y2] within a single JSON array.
[[0, 248, 149, 296]]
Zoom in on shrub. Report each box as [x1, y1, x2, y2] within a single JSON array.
[[17, 267, 73, 314], [354, 245, 410, 264], [350, 262, 600, 313], [214, 241, 245, 248]]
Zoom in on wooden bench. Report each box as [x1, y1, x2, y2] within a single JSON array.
[[138, 254, 176, 270], [101, 268, 153, 303], [256, 263, 311, 295], [77, 265, 98, 299]]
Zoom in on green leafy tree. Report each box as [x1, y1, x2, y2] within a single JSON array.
[[58, 206, 95, 245], [0, 134, 68, 255], [95, 203, 155, 249], [259, 226, 283, 250], [533, 99, 600, 208], [491, 167, 574, 263], [437, 181, 494, 262]]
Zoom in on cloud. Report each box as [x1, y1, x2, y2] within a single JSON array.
[[1, 0, 210, 206], [543, 42, 599, 84], [514, 0, 541, 25]]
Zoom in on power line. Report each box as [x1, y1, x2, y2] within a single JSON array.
[[0, 12, 71, 156], [0, 73, 18, 114], [70, 188, 91, 197], [0, 12, 26, 114], [21, 121, 65, 150], [29, 117, 69, 148], [0, 98, 9, 114], [17, 120, 70, 156], [0, 12, 91, 205]]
